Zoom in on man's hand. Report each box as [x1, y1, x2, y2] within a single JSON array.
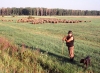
[[65, 38, 67, 41], [62, 36, 67, 42]]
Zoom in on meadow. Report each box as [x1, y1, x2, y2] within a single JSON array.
[[0, 16, 100, 73]]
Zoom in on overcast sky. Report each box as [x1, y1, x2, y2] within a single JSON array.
[[0, 0, 100, 10]]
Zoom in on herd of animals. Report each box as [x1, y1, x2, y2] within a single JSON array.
[[0, 17, 91, 24]]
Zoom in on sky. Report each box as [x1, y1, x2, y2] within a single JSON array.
[[0, 0, 100, 10]]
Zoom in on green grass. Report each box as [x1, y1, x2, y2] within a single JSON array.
[[0, 16, 100, 73]]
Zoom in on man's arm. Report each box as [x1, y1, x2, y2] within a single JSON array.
[[65, 37, 73, 42], [62, 36, 67, 41]]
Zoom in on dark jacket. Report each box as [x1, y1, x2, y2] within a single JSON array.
[[66, 35, 74, 47]]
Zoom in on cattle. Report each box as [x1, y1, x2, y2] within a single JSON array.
[[15, 17, 91, 25]]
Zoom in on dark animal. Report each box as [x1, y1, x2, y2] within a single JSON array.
[[80, 56, 90, 68]]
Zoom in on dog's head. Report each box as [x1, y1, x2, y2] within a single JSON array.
[[80, 59, 85, 63]]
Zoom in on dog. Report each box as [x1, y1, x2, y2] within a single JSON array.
[[80, 56, 90, 68]]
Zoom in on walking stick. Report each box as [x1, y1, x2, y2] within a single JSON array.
[[61, 42, 64, 55]]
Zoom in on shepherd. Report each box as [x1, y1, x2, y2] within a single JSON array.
[[62, 30, 74, 62]]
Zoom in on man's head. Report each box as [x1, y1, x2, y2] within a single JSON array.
[[68, 30, 73, 36]]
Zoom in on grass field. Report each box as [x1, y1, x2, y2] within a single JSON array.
[[0, 16, 100, 73]]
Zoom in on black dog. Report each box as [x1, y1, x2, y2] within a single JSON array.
[[80, 56, 90, 68]]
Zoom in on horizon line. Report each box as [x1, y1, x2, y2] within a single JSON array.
[[0, 7, 100, 11]]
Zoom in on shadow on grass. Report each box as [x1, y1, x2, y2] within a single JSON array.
[[18, 44, 82, 67]]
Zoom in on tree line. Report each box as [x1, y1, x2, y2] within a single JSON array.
[[0, 7, 100, 16]]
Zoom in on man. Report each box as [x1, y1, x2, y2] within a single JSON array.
[[62, 31, 74, 61]]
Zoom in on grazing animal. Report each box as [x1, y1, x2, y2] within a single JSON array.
[[80, 56, 90, 68]]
